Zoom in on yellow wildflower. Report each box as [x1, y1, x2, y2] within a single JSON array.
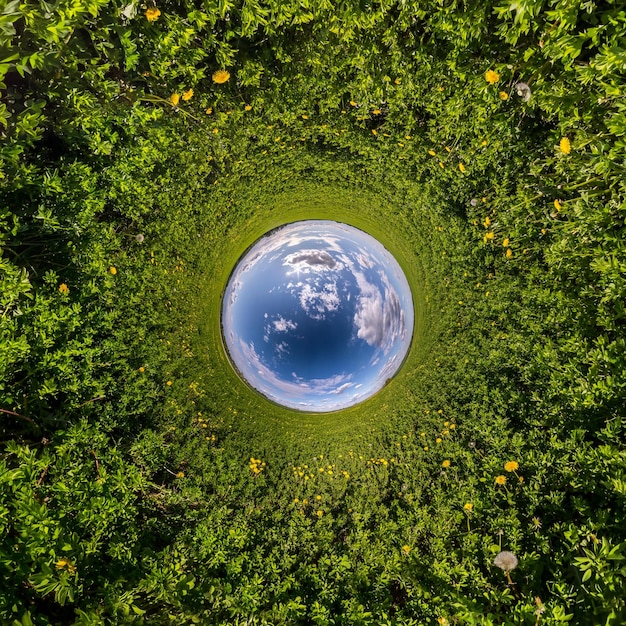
[[559, 137, 571, 154], [499, 91, 509, 100], [170, 93, 180, 106], [485, 70, 500, 84], [502, 238, 510, 247], [495, 475, 507, 485], [428, 150, 436, 156], [145, 7, 161, 21], [212, 70, 230, 84], [394, 78, 402, 84], [166, 381, 172, 386], [459, 163, 466, 173], [244, 104, 252, 111], [182, 89, 193, 101], [373, 108, 381, 114], [301, 114, 308, 119], [506, 248, 513, 259], [439, 161, 444, 169], [138, 366, 145, 373], [554, 199, 562, 211], [483, 216, 491, 228], [436, 438, 442, 444], [176, 471, 185, 478], [464, 503, 473, 511], [504, 461, 519, 472], [109, 266, 117, 275], [58, 283, 69, 295], [349, 100, 357, 106], [450, 424, 456, 430], [316, 510, 323, 517], [401, 545, 411, 554], [205, 107, 213, 115], [442, 460, 451, 468], [55, 558, 76, 574]]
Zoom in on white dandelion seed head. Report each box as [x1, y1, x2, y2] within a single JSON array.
[[470, 198, 478, 206], [515, 82, 532, 102], [136, 233, 145, 243], [494, 550, 518, 573]]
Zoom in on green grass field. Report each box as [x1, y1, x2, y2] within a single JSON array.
[[2, 0, 626, 623]]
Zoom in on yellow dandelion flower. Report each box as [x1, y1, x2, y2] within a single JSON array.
[[401, 545, 411, 554], [499, 91, 509, 100], [449, 424, 456, 430], [109, 266, 117, 275], [439, 161, 444, 169], [58, 283, 69, 295], [138, 366, 145, 373], [350, 100, 357, 106], [316, 510, 323, 517], [394, 78, 402, 84], [371, 129, 378, 136], [166, 380, 172, 386], [55, 558, 76, 574], [442, 460, 451, 468], [459, 163, 466, 173], [554, 199, 562, 211], [301, 114, 308, 119], [495, 475, 507, 485], [244, 104, 252, 111], [506, 248, 513, 259], [464, 502, 473, 512], [485, 70, 500, 84], [559, 137, 571, 154], [316, 495, 322, 500], [145, 7, 161, 21], [170, 93, 180, 106], [436, 438, 442, 444], [483, 216, 491, 228], [205, 107, 213, 115], [176, 471, 185, 478], [428, 150, 436, 156], [182, 88, 193, 101], [502, 238, 510, 247], [504, 461, 519, 472], [212, 70, 230, 84]]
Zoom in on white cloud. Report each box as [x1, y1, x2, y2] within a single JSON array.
[[298, 281, 340, 319], [273, 316, 297, 332]]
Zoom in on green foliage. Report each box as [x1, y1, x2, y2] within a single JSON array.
[[2, 0, 626, 623]]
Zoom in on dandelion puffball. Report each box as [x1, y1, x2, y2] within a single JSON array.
[[494, 550, 518, 573]]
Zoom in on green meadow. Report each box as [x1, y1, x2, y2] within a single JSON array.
[[2, 0, 626, 623]]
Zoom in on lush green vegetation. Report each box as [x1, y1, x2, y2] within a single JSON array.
[[2, 0, 626, 623]]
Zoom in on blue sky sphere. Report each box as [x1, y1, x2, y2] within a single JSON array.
[[221, 220, 414, 411]]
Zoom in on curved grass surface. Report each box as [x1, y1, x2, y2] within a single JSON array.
[[186, 176, 440, 446]]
